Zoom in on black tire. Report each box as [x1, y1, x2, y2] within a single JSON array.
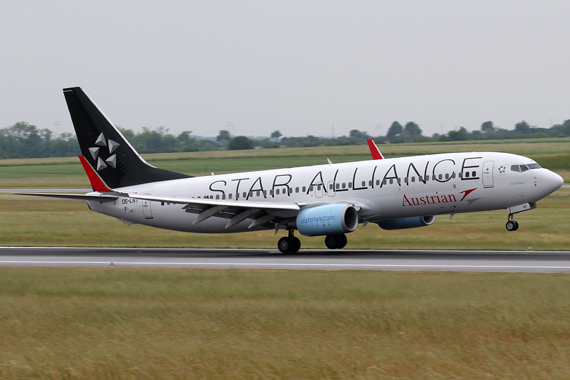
[[278, 237, 292, 253], [337, 234, 347, 249], [291, 237, 301, 253], [513, 221, 519, 231], [506, 221, 516, 231], [325, 235, 338, 249]]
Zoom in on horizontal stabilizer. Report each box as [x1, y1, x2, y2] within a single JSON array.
[[12, 193, 118, 202]]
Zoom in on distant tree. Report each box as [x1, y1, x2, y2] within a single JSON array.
[[228, 136, 254, 150], [386, 122, 403, 142], [404, 122, 422, 141], [270, 130, 282, 140], [446, 127, 469, 141], [349, 129, 370, 140], [481, 121, 494, 133], [216, 130, 231, 142], [515, 121, 531, 134], [260, 138, 280, 148]]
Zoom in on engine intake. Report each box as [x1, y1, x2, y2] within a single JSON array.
[[377, 215, 436, 230], [296, 204, 358, 237]]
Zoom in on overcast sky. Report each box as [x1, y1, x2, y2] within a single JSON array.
[[2, 1, 570, 138]]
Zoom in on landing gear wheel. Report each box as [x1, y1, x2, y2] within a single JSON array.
[[291, 237, 301, 253], [278, 235, 301, 254], [325, 235, 339, 249], [337, 234, 347, 249], [325, 234, 348, 250], [513, 220, 519, 231], [278, 237, 293, 253], [506, 221, 516, 231]]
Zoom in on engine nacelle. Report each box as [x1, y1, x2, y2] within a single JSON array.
[[377, 215, 436, 230], [296, 204, 358, 237]]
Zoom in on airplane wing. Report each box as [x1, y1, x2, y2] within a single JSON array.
[[127, 193, 301, 229]]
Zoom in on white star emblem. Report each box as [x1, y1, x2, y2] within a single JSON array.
[[89, 133, 120, 171]]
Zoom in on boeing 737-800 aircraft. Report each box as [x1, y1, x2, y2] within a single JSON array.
[[15, 88, 564, 253]]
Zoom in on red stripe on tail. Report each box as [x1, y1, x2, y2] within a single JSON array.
[[78, 156, 113, 192]]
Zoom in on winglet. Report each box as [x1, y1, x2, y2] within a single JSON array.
[[78, 155, 114, 192], [367, 139, 384, 160]]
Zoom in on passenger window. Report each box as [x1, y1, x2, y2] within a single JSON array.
[[383, 179, 387, 185], [472, 171, 476, 177], [342, 183, 346, 189], [336, 183, 340, 190], [216, 195, 220, 200], [295, 187, 299, 193], [412, 177, 415, 183], [465, 172, 470, 178], [309, 185, 314, 191], [389, 178, 393, 184], [348, 182, 352, 189], [369, 181, 372, 186], [445, 173, 449, 180], [276, 189, 280, 195], [222, 194, 225, 200], [229, 194, 232, 199], [438, 174, 442, 180], [302, 186, 306, 192], [243, 192, 247, 198], [376, 180, 380, 186]]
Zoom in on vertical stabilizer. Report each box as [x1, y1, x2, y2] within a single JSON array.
[[63, 87, 190, 189]]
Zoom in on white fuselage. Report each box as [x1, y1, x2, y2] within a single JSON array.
[[87, 152, 562, 234]]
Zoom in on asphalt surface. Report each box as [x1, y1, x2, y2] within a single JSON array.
[[1, 247, 570, 272]]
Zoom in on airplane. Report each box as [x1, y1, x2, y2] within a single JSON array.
[[14, 87, 564, 253]]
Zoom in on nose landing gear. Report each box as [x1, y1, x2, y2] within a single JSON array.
[[277, 230, 301, 254], [506, 214, 519, 231]]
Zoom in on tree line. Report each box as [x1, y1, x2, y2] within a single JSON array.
[[1, 119, 569, 159]]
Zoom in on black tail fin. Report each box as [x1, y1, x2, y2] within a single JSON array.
[[63, 87, 191, 189]]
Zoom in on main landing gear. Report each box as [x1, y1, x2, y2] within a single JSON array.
[[278, 230, 301, 254], [506, 214, 519, 231], [277, 231, 349, 253], [325, 234, 347, 250]]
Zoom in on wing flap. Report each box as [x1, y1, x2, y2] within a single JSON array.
[[127, 193, 300, 211]]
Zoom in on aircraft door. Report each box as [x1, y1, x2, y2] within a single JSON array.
[[142, 200, 153, 219], [327, 181, 336, 197], [482, 161, 494, 188], [312, 183, 324, 198]]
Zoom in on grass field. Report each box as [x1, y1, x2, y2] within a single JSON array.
[[1, 268, 570, 379]]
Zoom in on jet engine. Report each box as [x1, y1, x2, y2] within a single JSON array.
[[377, 215, 436, 230], [296, 204, 358, 236]]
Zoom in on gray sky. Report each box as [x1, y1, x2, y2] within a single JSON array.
[[2, 1, 570, 138]]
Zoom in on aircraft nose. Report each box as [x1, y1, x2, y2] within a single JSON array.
[[542, 170, 564, 195]]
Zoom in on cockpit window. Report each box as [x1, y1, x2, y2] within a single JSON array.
[[511, 163, 541, 172]]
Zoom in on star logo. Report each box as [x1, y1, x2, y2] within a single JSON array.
[[89, 133, 120, 171], [498, 165, 506, 174]]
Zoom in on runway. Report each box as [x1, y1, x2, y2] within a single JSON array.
[[1, 247, 570, 272]]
